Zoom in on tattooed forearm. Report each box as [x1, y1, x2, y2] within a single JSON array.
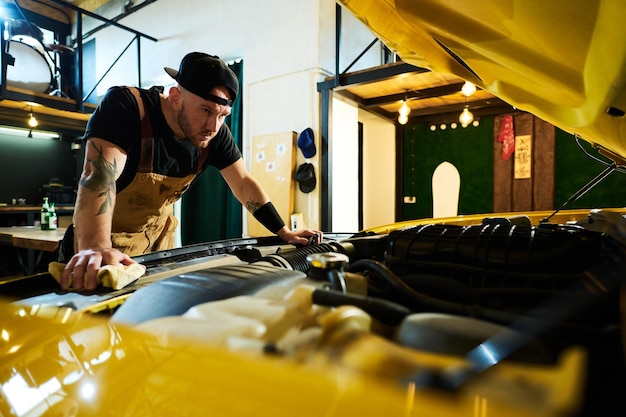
[[245, 198, 263, 213], [79, 142, 117, 216]]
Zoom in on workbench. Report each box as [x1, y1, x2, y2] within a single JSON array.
[[0, 226, 67, 276]]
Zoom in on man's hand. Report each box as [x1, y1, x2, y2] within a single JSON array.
[[61, 248, 136, 291], [278, 228, 323, 246]]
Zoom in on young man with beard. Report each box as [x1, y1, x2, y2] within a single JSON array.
[[60, 52, 321, 290]]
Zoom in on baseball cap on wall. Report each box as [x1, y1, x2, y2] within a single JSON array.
[[297, 127, 316, 158], [164, 52, 239, 106], [295, 162, 316, 193]]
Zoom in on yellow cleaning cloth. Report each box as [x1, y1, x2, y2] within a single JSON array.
[[48, 262, 146, 290]]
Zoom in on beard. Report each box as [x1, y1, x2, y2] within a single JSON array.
[[177, 103, 216, 148]]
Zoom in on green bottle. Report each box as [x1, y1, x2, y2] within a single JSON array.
[[48, 202, 58, 230], [40, 197, 50, 230]]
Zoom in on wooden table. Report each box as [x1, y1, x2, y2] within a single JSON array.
[[0, 226, 67, 275], [0, 205, 74, 226]]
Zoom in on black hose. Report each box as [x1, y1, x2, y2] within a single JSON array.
[[346, 259, 611, 334], [312, 288, 411, 326], [348, 259, 474, 316], [327, 270, 347, 293]]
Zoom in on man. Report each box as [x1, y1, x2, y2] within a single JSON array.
[[61, 52, 321, 290]]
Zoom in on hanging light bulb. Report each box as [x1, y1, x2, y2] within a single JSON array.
[[28, 112, 38, 128], [398, 98, 411, 117], [459, 106, 474, 128], [28, 114, 38, 127], [398, 113, 409, 125], [461, 81, 476, 97]]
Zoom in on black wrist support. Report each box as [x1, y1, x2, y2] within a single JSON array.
[[253, 202, 285, 234]]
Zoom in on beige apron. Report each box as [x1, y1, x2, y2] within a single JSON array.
[[111, 97, 207, 256]]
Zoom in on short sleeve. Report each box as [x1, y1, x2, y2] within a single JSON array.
[[206, 123, 242, 170], [83, 87, 140, 152]]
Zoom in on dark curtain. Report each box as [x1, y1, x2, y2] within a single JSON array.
[[180, 60, 243, 245]]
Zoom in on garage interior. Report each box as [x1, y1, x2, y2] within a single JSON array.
[[0, 0, 623, 271], [0, 2, 624, 416]]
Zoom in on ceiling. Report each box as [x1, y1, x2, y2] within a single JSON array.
[[325, 61, 515, 126], [2, 1, 515, 136], [1, 0, 117, 22]]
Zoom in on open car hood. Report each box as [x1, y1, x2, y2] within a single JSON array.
[[339, 0, 626, 159]]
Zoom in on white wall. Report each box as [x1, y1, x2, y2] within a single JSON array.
[[359, 109, 396, 229], [331, 96, 359, 233]]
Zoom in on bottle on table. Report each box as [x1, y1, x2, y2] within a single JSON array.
[[41, 197, 50, 230], [48, 202, 58, 230]]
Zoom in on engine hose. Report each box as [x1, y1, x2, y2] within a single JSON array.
[[346, 258, 609, 335], [348, 259, 478, 316], [327, 270, 347, 293], [312, 288, 411, 326], [257, 242, 344, 272]]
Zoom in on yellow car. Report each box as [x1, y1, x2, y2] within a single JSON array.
[[1, 1, 625, 416]]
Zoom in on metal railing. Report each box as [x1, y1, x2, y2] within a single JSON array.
[[0, 0, 157, 114]]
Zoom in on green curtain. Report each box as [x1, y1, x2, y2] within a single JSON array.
[[401, 118, 494, 220], [180, 60, 243, 244]]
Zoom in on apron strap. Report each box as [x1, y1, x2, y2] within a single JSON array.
[[130, 88, 154, 174], [138, 113, 154, 173]]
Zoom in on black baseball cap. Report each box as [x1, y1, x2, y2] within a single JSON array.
[[295, 163, 316, 193], [164, 52, 239, 106]]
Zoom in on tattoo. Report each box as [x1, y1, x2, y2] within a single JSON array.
[[246, 198, 263, 213], [79, 142, 117, 216]]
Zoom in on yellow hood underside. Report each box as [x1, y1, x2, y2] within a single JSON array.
[[339, 0, 626, 158]]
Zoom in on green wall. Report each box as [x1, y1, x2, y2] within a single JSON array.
[[400, 121, 626, 222], [554, 129, 626, 209], [401, 117, 494, 220]]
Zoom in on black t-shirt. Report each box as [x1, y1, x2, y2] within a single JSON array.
[[84, 86, 242, 192]]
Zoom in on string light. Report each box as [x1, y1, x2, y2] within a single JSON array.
[[459, 106, 474, 128], [428, 118, 479, 131]]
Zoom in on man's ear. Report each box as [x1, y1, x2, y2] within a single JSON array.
[[169, 86, 183, 108]]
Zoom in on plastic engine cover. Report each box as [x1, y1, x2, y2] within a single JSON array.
[[112, 264, 307, 325]]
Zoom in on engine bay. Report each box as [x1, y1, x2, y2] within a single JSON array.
[[1, 210, 625, 416]]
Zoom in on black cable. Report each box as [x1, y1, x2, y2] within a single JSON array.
[[574, 135, 626, 174], [540, 135, 626, 223]]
